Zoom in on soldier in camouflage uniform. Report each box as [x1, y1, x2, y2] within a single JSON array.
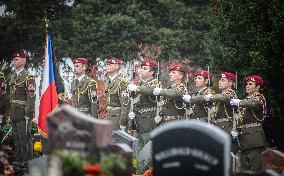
[[183, 70, 215, 121], [0, 71, 6, 130], [209, 72, 237, 134], [127, 60, 159, 149], [153, 63, 187, 123], [9, 51, 35, 175], [105, 57, 129, 130], [71, 58, 99, 117], [230, 75, 267, 171]]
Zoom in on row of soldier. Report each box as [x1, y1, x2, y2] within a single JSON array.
[[0, 52, 267, 174]]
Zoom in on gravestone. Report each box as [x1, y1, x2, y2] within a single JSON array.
[[47, 105, 113, 155], [112, 130, 138, 155], [150, 120, 230, 176], [262, 149, 284, 174], [109, 143, 133, 176]]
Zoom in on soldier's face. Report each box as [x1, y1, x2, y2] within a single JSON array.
[[218, 78, 232, 90], [195, 75, 207, 88], [169, 70, 183, 83], [139, 66, 153, 79], [12, 57, 26, 69], [74, 63, 86, 75], [246, 81, 260, 95], [106, 63, 119, 74]]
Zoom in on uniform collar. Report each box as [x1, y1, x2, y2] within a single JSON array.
[[16, 68, 25, 76], [198, 86, 208, 93], [109, 73, 120, 83], [76, 74, 85, 82]]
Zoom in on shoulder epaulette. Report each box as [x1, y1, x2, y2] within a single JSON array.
[[223, 89, 237, 98], [147, 78, 158, 87]]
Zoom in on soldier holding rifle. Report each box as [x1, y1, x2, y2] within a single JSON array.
[[230, 75, 267, 171], [182, 70, 215, 121], [127, 60, 159, 149], [153, 63, 187, 123]]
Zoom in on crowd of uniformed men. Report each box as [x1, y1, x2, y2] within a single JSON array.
[[0, 51, 267, 174]]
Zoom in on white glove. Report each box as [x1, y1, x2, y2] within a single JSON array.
[[128, 111, 136, 120], [230, 99, 241, 106], [153, 87, 162, 95], [204, 94, 213, 101], [120, 125, 126, 132], [183, 94, 192, 103], [127, 84, 137, 92], [231, 130, 239, 138]]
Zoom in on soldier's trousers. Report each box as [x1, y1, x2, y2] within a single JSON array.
[[240, 147, 264, 171], [134, 131, 150, 151], [11, 120, 33, 164]]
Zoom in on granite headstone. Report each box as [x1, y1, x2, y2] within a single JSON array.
[[151, 120, 230, 176], [47, 105, 113, 155]]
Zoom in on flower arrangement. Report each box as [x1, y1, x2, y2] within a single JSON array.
[[54, 150, 126, 176]]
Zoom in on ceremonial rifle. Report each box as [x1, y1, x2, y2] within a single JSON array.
[[184, 68, 191, 119], [207, 65, 213, 124], [231, 71, 241, 172], [128, 64, 139, 132], [154, 62, 163, 124]]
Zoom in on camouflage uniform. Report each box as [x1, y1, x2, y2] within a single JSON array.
[[0, 71, 6, 128], [238, 92, 266, 171], [9, 68, 35, 172], [190, 87, 215, 121], [71, 75, 99, 117], [160, 83, 187, 122], [211, 89, 237, 134], [105, 74, 129, 130], [132, 78, 158, 148]]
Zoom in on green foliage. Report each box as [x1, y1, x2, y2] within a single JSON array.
[[55, 149, 126, 176], [206, 0, 284, 117]]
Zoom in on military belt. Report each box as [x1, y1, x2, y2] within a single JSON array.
[[106, 106, 121, 111], [75, 108, 90, 112], [214, 118, 230, 123], [11, 100, 26, 105], [137, 107, 156, 114], [239, 122, 261, 129]]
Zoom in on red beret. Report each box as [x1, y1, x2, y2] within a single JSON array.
[[169, 63, 185, 73], [195, 70, 212, 79], [220, 72, 236, 81], [73, 58, 88, 64], [106, 57, 122, 64], [12, 51, 27, 59], [140, 60, 158, 68], [246, 75, 264, 85]]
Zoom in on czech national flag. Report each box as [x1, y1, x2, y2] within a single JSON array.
[[38, 34, 58, 137]]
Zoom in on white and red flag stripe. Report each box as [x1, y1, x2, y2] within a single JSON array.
[[38, 34, 58, 137]]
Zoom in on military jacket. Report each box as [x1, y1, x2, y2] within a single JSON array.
[[238, 93, 266, 150], [211, 89, 237, 133], [190, 87, 215, 120], [132, 78, 158, 132], [160, 83, 187, 122], [71, 75, 98, 117], [9, 69, 35, 122], [105, 74, 129, 129], [0, 72, 6, 115]]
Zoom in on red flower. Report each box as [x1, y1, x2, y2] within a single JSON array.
[[83, 163, 103, 174], [143, 167, 153, 176]]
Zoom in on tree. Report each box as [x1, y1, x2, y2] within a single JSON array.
[[56, 0, 212, 64], [206, 0, 284, 148]]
